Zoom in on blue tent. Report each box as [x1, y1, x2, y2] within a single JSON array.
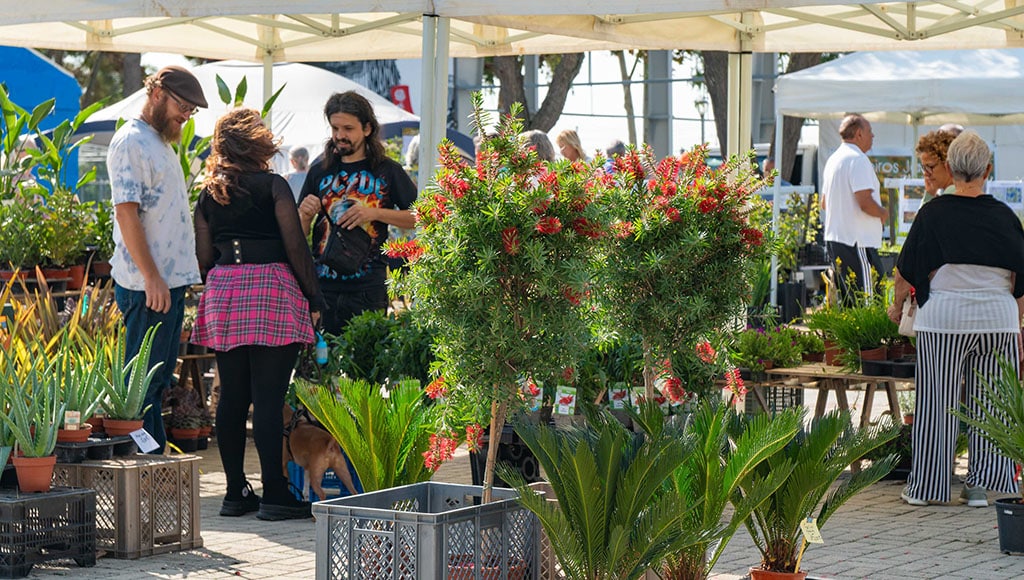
[[0, 46, 81, 186]]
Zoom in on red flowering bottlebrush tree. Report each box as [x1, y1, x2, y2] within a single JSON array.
[[597, 144, 771, 401], [388, 95, 606, 501]]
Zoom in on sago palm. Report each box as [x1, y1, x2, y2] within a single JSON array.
[[500, 403, 708, 580]]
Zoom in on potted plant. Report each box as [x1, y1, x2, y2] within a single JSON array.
[[952, 360, 1024, 554], [811, 301, 898, 373], [795, 331, 825, 363], [0, 350, 68, 492], [656, 400, 802, 580], [99, 324, 162, 436], [738, 410, 900, 579], [500, 403, 707, 580], [166, 406, 202, 452], [53, 337, 107, 443], [87, 200, 115, 278]]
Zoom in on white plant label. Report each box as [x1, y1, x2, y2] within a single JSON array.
[[800, 517, 824, 544], [130, 428, 160, 453]]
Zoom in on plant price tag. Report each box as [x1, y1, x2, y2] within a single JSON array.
[[608, 383, 629, 410], [64, 411, 81, 430], [130, 428, 160, 454], [555, 385, 577, 415], [800, 517, 824, 544]]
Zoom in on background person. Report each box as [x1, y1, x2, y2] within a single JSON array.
[[556, 129, 588, 162], [820, 114, 886, 305], [106, 65, 207, 454], [915, 129, 957, 204], [297, 91, 417, 335], [890, 131, 1024, 508], [284, 146, 309, 202], [520, 130, 556, 163], [192, 109, 324, 521]]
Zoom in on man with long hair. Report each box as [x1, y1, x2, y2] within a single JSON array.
[[297, 91, 417, 334], [106, 66, 208, 453]]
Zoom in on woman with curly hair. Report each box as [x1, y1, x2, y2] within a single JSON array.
[[915, 127, 960, 204], [191, 108, 325, 521]]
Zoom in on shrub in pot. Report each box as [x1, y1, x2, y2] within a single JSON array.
[[738, 410, 900, 578], [99, 324, 162, 435], [53, 334, 107, 442]]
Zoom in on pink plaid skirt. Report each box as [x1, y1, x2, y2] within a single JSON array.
[[191, 263, 315, 352]]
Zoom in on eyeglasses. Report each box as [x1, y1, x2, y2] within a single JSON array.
[[921, 161, 940, 175], [164, 90, 198, 116]]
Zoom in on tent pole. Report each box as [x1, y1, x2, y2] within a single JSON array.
[[770, 112, 784, 308], [419, 14, 439, 193], [910, 115, 920, 176], [432, 16, 451, 167], [263, 52, 273, 129]]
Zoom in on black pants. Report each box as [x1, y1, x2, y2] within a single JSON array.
[[321, 285, 389, 336], [826, 241, 884, 306], [215, 343, 301, 501]]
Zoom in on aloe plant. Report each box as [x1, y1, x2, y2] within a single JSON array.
[[647, 401, 801, 580], [0, 349, 68, 457], [738, 409, 900, 574], [295, 377, 433, 492], [100, 324, 162, 420], [52, 331, 107, 426], [499, 403, 708, 580]]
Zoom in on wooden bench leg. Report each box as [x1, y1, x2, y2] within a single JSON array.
[[815, 380, 831, 418], [861, 383, 877, 429], [884, 380, 901, 418]]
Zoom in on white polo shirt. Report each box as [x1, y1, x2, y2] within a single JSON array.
[[821, 142, 882, 248], [107, 119, 201, 291]]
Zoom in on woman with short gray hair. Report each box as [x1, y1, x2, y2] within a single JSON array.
[[890, 130, 1024, 508]]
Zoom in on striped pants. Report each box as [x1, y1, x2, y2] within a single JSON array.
[[826, 241, 883, 307], [904, 331, 1020, 502]]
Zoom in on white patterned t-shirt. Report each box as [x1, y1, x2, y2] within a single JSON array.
[[106, 119, 200, 291]]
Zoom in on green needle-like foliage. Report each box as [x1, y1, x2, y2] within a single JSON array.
[[649, 401, 801, 580], [500, 403, 707, 580], [295, 377, 433, 492], [738, 409, 900, 573], [953, 359, 1024, 500], [99, 324, 162, 420]]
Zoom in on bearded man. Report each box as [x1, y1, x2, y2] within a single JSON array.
[[106, 65, 208, 453], [297, 91, 417, 335]]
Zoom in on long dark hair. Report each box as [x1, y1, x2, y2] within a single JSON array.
[[203, 108, 278, 205], [322, 91, 386, 169]]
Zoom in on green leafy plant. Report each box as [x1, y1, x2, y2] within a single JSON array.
[[99, 324, 162, 420], [654, 400, 802, 580], [794, 331, 825, 357], [730, 326, 801, 373], [0, 197, 43, 269], [295, 377, 434, 492], [0, 347, 68, 457], [88, 200, 116, 261], [324, 309, 435, 387], [953, 360, 1024, 500], [738, 410, 900, 574], [38, 189, 94, 267], [52, 332, 108, 426], [499, 403, 705, 580]]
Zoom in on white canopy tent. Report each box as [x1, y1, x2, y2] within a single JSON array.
[[3, 1, 1024, 186]]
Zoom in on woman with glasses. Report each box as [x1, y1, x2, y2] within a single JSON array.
[[915, 128, 959, 205]]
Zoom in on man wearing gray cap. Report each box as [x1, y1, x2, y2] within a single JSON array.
[[106, 65, 208, 454]]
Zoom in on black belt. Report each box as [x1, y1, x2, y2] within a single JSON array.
[[214, 239, 288, 265]]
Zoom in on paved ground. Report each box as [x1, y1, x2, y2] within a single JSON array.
[[26, 388, 1024, 579]]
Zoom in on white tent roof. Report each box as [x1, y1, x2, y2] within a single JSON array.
[[81, 60, 417, 152], [776, 49, 1024, 125]]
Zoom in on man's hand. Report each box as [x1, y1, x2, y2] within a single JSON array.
[[298, 195, 321, 225], [338, 204, 377, 230], [145, 276, 171, 313]]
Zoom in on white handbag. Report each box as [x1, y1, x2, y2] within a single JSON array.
[[898, 296, 917, 337]]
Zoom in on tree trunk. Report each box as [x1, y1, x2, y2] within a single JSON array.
[[482, 399, 509, 504], [493, 56, 531, 124], [121, 53, 143, 98], [529, 54, 584, 132], [768, 53, 822, 183], [643, 338, 657, 401], [614, 51, 638, 146], [700, 51, 729, 152]]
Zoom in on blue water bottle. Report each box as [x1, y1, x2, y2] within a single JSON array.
[[315, 333, 328, 365]]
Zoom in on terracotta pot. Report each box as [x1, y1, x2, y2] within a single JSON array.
[[38, 267, 71, 281], [859, 346, 888, 361], [802, 351, 824, 363], [198, 425, 213, 438], [12, 454, 57, 493], [0, 270, 27, 282], [57, 423, 93, 443], [903, 413, 914, 425], [169, 428, 200, 440], [85, 416, 104, 434], [90, 260, 112, 278], [103, 418, 144, 436], [762, 360, 775, 371], [66, 264, 87, 290], [749, 567, 808, 580], [823, 340, 841, 366]]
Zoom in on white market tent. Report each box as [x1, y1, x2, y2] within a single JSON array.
[[3, 1, 1024, 186]]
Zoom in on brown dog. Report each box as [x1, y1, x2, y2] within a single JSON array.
[[282, 405, 358, 500]]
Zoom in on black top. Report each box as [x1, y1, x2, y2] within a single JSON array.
[[194, 171, 325, 311], [300, 156, 417, 291], [896, 194, 1024, 307]]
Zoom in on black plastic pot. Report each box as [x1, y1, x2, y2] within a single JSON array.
[[861, 359, 894, 377], [891, 359, 916, 378], [996, 497, 1024, 554]]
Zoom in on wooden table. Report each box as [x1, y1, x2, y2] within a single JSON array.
[[176, 353, 216, 410], [760, 363, 914, 428]]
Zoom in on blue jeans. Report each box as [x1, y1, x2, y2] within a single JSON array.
[[114, 284, 187, 454]]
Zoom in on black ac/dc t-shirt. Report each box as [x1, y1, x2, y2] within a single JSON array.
[[299, 156, 417, 291]]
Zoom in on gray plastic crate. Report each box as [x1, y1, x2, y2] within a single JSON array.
[[314, 482, 539, 580]]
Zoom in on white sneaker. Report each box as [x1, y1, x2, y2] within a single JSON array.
[[959, 485, 988, 508], [901, 487, 929, 506]]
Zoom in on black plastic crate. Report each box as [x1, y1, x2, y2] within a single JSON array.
[[54, 436, 133, 464], [0, 487, 96, 578]]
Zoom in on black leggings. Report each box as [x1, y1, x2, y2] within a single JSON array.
[[215, 343, 301, 501]]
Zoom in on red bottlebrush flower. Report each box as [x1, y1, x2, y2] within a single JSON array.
[[425, 376, 448, 400], [384, 239, 425, 262], [695, 341, 717, 363], [656, 156, 681, 181], [502, 227, 521, 255], [538, 170, 559, 193], [611, 221, 634, 239], [531, 196, 552, 215], [698, 197, 717, 214], [660, 376, 687, 403], [423, 433, 459, 471], [723, 367, 747, 401], [661, 182, 678, 197], [647, 179, 658, 191], [439, 173, 470, 199], [465, 424, 485, 453], [653, 195, 671, 209], [438, 142, 467, 171], [741, 227, 764, 248], [535, 216, 562, 235], [562, 367, 576, 382], [663, 207, 681, 222], [563, 287, 583, 306], [571, 217, 603, 239]]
